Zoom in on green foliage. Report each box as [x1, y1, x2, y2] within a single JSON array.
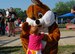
[[14, 8, 27, 20], [58, 24, 66, 28], [0, 46, 22, 54], [58, 45, 75, 54], [52, 0, 75, 16], [0, 8, 27, 21], [0, 9, 6, 15]]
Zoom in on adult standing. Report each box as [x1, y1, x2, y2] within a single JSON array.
[[71, 5, 75, 23], [0, 12, 5, 35], [71, 5, 75, 13], [5, 8, 10, 36], [6, 7, 17, 37]]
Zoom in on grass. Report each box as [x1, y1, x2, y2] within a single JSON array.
[[58, 45, 75, 54], [0, 46, 24, 54], [59, 27, 75, 31], [0, 45, 75, 54], [58, 24, 66, 28]]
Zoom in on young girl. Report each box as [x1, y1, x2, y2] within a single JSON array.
[[5, 23, 9, 35], [26, 26, 46, 54]]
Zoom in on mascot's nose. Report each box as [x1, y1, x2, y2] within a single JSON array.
[[35, 20, 40, 25], [35, 20, 42, 27]]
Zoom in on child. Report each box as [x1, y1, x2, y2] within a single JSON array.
[[5, 23, 9, 35], [26, 26, 46, 54]]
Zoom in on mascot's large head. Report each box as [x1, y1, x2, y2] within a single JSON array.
[[23, 0, 56, 34], [26, 0, 55, 27], [26, 0, 50, 20]]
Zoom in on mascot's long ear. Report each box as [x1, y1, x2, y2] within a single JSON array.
[[31, 0, 50, 11], [31, 0, 43, 5]]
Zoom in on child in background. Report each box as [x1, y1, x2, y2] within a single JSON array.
[[5, 23, 9, 35], [26, 26, 46, 54]]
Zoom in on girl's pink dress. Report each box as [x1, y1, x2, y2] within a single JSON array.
[[26, 33, 44, 54], [5, 26, 9, 33]]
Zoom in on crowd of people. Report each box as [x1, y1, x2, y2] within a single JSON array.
[[0, 7, 22, 37]]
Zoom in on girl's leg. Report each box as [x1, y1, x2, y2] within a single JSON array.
[[36, 50, 42, 54]]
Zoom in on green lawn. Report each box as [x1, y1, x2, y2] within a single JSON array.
[[0, 45, 75, 54], [58, 45, 75, 54]]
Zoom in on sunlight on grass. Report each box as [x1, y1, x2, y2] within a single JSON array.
[[0, 45, 75, 54], [58, 45, 75, 54]]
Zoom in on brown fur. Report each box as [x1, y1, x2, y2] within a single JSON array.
[[26, 4, 50, 19], [20, 1, 60, 54], [20, 22, 30, 52]]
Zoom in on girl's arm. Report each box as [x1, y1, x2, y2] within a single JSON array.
[[36, 33, 44, 40]]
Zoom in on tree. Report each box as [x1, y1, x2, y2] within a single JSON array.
[[52, 0, 75, 16], [0, 9, 6, 15], [23, 10, 27, 18], [66, 0, 75, 10], [14, 8, 25, 20]]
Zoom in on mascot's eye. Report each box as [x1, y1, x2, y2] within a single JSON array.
[[38, 12, 43, 18]]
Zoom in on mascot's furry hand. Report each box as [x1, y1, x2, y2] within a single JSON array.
[[22, 22, 31, 35]]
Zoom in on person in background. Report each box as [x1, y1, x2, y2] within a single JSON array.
[[8, 7, 17, 37], [5, 23, 9, 35], [0, 12, 5, 35], [71, 5, 75, 24], [0, 16, 1, 35], [71, 5, 75, 13], [5, 8, 10, 36], [14, 19, 18, 27], [18, 18, 21, 26], [19, 21, 23, 27], [7, 7, 17, 37], [6, 9, 9, 17]]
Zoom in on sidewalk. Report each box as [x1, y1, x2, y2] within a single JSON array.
[[59, 30, 75, 46], [0, 30, 75, 47], [0, 34, 21, 47]]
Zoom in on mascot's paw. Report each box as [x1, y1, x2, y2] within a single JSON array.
[[22, 22, 31, 34], [35, 20, 42, 27]]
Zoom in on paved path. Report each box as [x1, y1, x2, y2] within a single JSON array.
[[0, 34, 22, 47], [0, 30, 75, 47], [59, 31, 75, 46]]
